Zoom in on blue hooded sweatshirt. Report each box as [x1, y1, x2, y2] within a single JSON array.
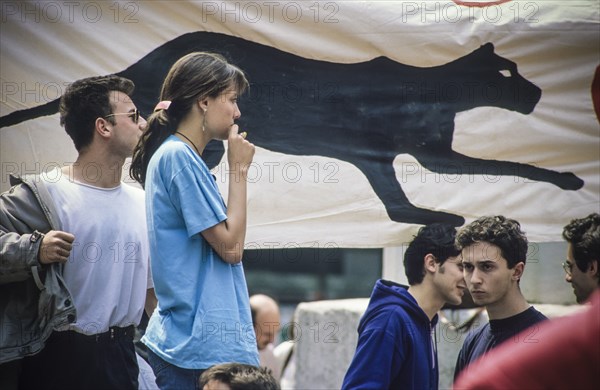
[[342, 279, 439, 390]]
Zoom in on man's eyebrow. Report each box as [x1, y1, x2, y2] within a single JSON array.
[[474, 260, 496, 265], [461, 259, 495, 264]]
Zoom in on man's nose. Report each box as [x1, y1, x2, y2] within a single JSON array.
[[138, 116, 148, 129], [469, 269, 483, 285]]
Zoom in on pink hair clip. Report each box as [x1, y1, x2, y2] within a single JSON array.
[[154, 100, 172, 112]]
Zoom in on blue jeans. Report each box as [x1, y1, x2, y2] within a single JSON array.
[[147, 349, 205, 390]]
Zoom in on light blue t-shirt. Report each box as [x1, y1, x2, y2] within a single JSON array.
[[142, 136, 259, 369]]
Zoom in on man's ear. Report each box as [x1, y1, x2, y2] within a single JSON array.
[[512, 261, 525, 281], [95, 117, 111, 139], [424, 254, 437, 274], [587, 259, 598, 276]]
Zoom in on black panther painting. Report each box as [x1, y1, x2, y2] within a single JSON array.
[[0, 32, 584, 226]]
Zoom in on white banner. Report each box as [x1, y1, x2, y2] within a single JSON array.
[[1, 1, 598, 247]]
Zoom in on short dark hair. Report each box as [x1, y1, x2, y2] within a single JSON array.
[[199, 363, 279, 390], [59, 75, 134, 151], [563, 213, 600, 278], [456, 215, 528, 269], [404, 223, 460, 285]]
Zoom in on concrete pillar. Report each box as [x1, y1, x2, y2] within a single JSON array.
[[292, 299, 368, 389]]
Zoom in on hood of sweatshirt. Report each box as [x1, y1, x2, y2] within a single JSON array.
[[358, 279, 438, 333]]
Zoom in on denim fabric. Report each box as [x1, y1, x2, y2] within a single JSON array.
[[147, 349, 205, 390]]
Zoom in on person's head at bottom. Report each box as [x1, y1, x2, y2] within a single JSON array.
[[200, 363, 280, 390]]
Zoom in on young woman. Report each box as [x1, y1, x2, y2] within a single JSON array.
[[130, 52, 258, 389]]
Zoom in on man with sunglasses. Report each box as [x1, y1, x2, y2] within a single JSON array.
[[1, 75, 156, 389]]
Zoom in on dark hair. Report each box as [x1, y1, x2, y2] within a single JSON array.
[[199, 363, 280, 390], [455, 215, 528, 269], [59, 75, 134, 152], [563, 213, 600, 277], [404, 223, 460, 285], [130, 52, 249, 186]]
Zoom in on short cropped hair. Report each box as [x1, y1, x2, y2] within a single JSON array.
[[404, 223, 460, 285], [199, 363, 279, 390], [59, 75, 135, 151], [456, 215, 528, 269], [563, 213, 600, 277]]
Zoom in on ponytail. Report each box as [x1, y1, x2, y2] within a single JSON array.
[[130, 106, 173, 186]]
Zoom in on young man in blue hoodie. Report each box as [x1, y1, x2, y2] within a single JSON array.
[[342, 223, 466, 390]]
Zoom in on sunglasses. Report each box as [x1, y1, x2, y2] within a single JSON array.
[[104, 109, 140, 124], [562, 261, 573, 276]]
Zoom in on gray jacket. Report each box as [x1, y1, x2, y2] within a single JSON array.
[[0, 174, 76, 363]]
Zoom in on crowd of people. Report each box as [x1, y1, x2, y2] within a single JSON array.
[[343, 214, 599, 389], [1, 51, 598, 390]]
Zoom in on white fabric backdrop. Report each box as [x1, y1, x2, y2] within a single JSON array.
[[1, 1, 598, 247]]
